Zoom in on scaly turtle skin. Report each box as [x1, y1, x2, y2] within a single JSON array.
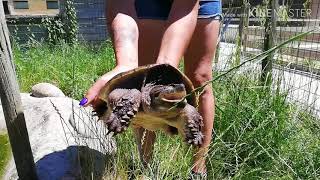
[[95, 64, 204, 146]]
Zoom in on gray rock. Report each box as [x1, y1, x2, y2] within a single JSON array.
[[31, 83, 65, 97], [3, 93, 116, 180], [0, 99, 6, 134]]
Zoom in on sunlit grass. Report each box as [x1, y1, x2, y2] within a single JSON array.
[[14, 42, 115, 99], [0, 134, 10, 177]]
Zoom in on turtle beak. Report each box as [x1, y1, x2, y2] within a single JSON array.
[[159, 84, 186, 103], [160, 92, 186, 103]]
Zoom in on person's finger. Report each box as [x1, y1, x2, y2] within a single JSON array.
[[79, 97, 88, 106], [80, 79, 107, 107]]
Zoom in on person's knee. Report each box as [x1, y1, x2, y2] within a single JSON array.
[[186, 64, 214, 98], [188, 68, 212, 88]]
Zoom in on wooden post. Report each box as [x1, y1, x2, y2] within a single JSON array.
[[238, 1, 245, 46], [242, 1, 249, 52], [310, 0, 320, 27], [0, 2, 38, 180], [261, 0, 277, 85]]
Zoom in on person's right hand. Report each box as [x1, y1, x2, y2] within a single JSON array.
[[79, 65, 135, 109]]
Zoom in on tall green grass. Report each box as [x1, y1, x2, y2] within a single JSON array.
[[210, 76, 320, 179], [11, 43, 320, 179], [0, 134, 10, 178]]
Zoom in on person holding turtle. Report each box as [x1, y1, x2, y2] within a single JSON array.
[[80, 0, 222, 178]]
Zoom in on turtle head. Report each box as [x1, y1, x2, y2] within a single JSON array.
[[149, 84, 187, 111]]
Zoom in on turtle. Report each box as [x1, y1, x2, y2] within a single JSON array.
[[94, 64, 204, 146]]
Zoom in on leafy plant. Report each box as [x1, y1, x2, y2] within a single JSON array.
[[42, 16, 66, 45], [61, 0, 78, 44], [42, 0, 78, 45]]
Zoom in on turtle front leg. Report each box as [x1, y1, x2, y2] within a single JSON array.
[[104, 89, 141, 134], [181, 104, 204, 146]]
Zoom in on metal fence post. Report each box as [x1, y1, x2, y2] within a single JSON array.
[[0, 2, 38, 180]]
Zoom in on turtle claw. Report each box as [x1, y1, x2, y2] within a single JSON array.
[[182, 105, 204, 146], [92, 111, 99, 116], [103, 89, 141, 135]]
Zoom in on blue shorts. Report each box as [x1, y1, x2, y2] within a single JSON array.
[[135, 0, 222, 20]]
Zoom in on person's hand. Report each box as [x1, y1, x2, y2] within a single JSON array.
[[79, 65, 135, 109]]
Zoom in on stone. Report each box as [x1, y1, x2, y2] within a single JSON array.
[[31, 83, 65, 98], [0, 99, 6, 134], [3, 93, 116, 180]]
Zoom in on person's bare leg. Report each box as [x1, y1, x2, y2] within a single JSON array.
[[84, 0, 139, 107], [138, 19, 165, 65], [184, 19, 220, 174]]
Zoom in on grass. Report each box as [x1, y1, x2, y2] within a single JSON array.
[[14, 42, 115, 99], [0, 134, 10, 178], [210, 76, 320, 179], [8, 42, 320, 179]]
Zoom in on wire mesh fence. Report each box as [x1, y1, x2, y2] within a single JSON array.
[[218, 0, 320, 116]]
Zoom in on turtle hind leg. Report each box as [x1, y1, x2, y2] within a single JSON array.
[[181, 104, 204, 146], [105, 89, 141, 134]]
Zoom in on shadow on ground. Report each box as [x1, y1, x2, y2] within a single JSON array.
[[36, 146, 114, 180]]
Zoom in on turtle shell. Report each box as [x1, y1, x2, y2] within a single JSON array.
[[98, 63, 197, 107]]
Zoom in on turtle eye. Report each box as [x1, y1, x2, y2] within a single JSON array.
[[153, 92, 161, 97], [149, 88, 162, 98]]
